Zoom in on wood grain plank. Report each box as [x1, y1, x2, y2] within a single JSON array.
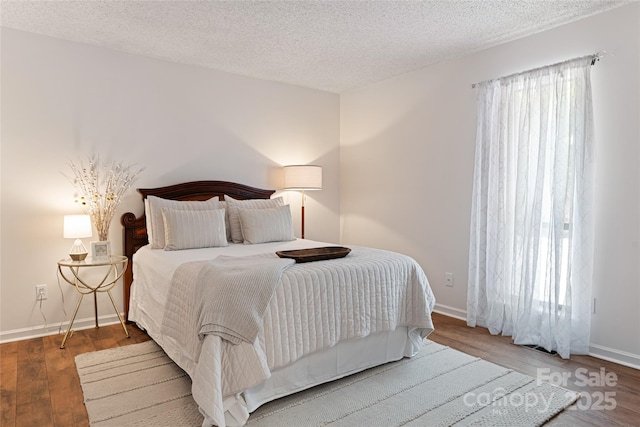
[[0, 341, 18, 427], [43, 334, 89, 427], [15, 339, 53, 425]]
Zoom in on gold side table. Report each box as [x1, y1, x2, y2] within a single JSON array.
[[57, 255, 130, 349]]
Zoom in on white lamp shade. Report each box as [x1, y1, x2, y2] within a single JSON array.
[[63, 215, 93, 239], [283, 165, 322, 190]]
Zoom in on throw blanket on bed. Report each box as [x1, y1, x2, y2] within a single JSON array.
[[161, 246, 436, 427], [162, 254, 295, 351]]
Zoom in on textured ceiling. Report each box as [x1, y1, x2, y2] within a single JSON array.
[[0, 0, 628, 93]]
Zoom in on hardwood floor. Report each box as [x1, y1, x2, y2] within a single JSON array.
[[428, 314, 640, 427], [1, 324, 150, 427], [1, 313, 638, 426]]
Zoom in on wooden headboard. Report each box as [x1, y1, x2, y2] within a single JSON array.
[[120, 180, 275, 320]]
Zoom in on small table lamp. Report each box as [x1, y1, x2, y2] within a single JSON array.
[[64, 215, 92, 261], [283, 165, 322, 239]]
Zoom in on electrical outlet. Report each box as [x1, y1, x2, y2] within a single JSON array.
[[445, 272, 454, 287], [36, 284, 48, 301]]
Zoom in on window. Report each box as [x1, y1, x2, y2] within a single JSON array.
[[467, 55, 596, 359]]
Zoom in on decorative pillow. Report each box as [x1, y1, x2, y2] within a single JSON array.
[[218, 200, 231, 241], [147, 195, 219, 249], [225, 195, 284, 243], [162, 208, 228, 250], [238, 204, 295, 244]]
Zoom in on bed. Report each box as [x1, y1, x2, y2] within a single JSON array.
[[121, 180, 436, 427]]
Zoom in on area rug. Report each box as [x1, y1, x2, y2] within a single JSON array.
[[75, 340, 578, 426]]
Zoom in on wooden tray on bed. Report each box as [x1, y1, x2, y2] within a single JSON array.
[[276, 246, 351, 263]]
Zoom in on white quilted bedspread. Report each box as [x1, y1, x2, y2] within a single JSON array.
[[161, 245, 435, 427]]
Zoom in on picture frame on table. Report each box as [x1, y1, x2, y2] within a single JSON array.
[[91, 241, 111, 259]]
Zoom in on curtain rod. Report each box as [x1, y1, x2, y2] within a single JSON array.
[[471, 51, 605, 89]]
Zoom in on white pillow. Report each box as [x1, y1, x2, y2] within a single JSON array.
[[225, 195, 284, 243], [238, 204, 295, 244], [218, 200, 231, 241], [162, 208, 228, 250], [147, 195, 219, 249]]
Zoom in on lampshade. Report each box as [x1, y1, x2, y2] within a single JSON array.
[[64, 215, 92, 261], [64, 215, 93, 239], [283, 165, 322, 190], [283, 165, 322, 239]]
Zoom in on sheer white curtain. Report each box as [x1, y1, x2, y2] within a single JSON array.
[[467, 56, 595, 359]]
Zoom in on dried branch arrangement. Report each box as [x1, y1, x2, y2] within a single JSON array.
[[65, 156, 142, 241]]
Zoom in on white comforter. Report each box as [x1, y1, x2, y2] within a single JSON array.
[[130, 240, 435, 427]]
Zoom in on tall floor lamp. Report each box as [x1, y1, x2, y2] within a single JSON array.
[[283, 165, 322, 239]]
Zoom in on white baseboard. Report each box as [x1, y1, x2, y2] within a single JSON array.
[[0, 313, 122, 344], [589, 343, 640, 370], [432, 305, 640, 370], [432, 303, 467, 321]]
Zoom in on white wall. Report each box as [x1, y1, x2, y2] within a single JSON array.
[[340, 4, 640, 366], [3, 5, 639, 367], [0, 28, 340, 340]]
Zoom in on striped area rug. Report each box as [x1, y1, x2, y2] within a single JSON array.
[[75, 340, 578, 426]]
